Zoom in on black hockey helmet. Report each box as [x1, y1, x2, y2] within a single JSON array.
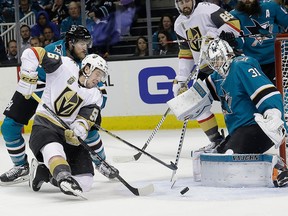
[[65, 25, 92, 47]]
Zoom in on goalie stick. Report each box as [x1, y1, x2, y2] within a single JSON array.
[[170, 119, 188, 188], [31, 93, 154, 196]]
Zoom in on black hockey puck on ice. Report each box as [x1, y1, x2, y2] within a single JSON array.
[[180, 187, 189, 195]]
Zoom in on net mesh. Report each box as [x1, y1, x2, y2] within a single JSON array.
[[275, 34, 288, 162]]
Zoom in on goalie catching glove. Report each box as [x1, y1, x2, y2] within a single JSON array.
[[65, 119, 89, 146], [254, 108, 286, 149], [172, 75, 189, 97], [16, 70, 38, 99]]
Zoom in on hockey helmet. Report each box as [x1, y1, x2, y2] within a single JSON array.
[[65, 25, 92, 47], [81, 54, 108, 83], [205, 38, 235, 78], [175, 0, 196, 16]]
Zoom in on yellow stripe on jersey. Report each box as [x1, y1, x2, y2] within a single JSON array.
[[178, 48, 193, 59], [226, 19, 241, 32], [36, 112, 66, 130], [31, 47, 46, 65]]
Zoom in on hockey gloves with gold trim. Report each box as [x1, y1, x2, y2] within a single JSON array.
[[16, 70, 38, 99]]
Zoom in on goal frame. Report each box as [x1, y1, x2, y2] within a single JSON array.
[[275, 33, 288, 164]]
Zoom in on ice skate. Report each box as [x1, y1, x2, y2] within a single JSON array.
[[29, 158, 51, 191], [95, 162, 119, 179], [59, 176, 86, 199], [0, 163, 29, 186], [273, 170, 288, 187]]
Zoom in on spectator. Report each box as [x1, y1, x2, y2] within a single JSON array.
[[19, 0, 43, 20], [38, 0, 53, 10], [3, 39, 18, 65], [30, 36, 42, 47], [152, 14, 177, 53], [1, 1, 14, 23], [31, 10, 60, 40], [133, 36, 148, 57], [60, 1, 93, 36], [153, 30, 178, 56], [86, 1, 119, 56], [0, 36, 8, 64], [19, 24, 32, 56], [46, 0, 69, 26], [115, 0, 136, 36], [87, 0, 116, 21], [42, 26, 58, 46]]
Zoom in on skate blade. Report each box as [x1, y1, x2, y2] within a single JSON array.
[[60, 182, 87, 200], [0, 175, 29, 186]]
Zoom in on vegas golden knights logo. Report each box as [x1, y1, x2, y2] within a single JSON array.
[[54, 86, 83, 117], [186, 26, 202, 52]]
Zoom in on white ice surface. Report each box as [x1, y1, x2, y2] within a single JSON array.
[[0, 128, 287, 216]]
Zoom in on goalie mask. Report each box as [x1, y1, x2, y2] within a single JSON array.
[[205, 38, 235, 79], [80, 54, 108, 87], [175, 0, 196, 17]]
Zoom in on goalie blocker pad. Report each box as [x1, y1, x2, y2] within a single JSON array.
[[167, 79, 213, 121], [193, 153, 279, 187]]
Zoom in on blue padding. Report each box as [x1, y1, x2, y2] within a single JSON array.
[[200, 154, 273, 163]]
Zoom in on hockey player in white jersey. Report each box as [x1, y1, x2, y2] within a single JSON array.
[[173, 0, 242, 151], [17, 47, 114, 198]]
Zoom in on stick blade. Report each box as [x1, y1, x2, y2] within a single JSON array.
[[113, 155, 136, 163], [138, 183, 155, 196]]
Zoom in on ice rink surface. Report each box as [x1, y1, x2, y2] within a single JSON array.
[[1, 128, 288, 216]]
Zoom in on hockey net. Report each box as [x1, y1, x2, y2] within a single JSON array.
[[275, 33, 288, 163]]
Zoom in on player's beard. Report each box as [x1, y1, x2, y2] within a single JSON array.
[[182, 7, 193, 16], [235, 0, 261, 16]]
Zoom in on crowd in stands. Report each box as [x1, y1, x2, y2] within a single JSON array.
[[0, 0, 288, 65], [0, 0, 143, 63]]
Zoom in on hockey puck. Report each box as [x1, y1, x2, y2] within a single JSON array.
[[180, 187, 189, 195]]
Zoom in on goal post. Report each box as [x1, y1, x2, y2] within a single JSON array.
[[275, 33, 288, 163]]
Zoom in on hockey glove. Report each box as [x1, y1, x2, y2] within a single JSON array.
[[16, 70, 38, 99], [172, 75, 188, 97], [219, 31, 238, 48], [65, 119, 89, 146], [254, 108, 286, 149]]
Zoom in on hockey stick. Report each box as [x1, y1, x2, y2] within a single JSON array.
[[163, 32, 278, 44], [31, 93, 154, 196], [113, 63, 199, 163], [113, 108, 171, 163], [94, 124, 177, 171], [170, 119, 188, 188]]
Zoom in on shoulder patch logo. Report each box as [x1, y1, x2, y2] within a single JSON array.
[[67, 76, 76, 85]]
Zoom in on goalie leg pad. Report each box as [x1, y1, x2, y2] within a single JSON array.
[[167, 79, 213, 120]]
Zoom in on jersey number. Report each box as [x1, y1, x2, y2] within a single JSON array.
[[47, 52, 60, 60], [248, 68, 262, 78], [219, 11, 234, 22], [90, 108, 99, 122]]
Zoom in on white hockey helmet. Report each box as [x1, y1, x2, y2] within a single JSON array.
[[81, 54, 108, 83], [205, 38, 235, 78], [175, 0, 196, 16]]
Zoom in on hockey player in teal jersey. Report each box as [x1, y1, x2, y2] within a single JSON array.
[[204, 38, 286, 154], [169, 38, 288, 186], [0, 25, 114, 185], [230, 0, 288, 83]]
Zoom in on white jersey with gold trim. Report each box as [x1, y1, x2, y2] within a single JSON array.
[[175, 2, 241, 77], [20, 47, 103, 127]]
